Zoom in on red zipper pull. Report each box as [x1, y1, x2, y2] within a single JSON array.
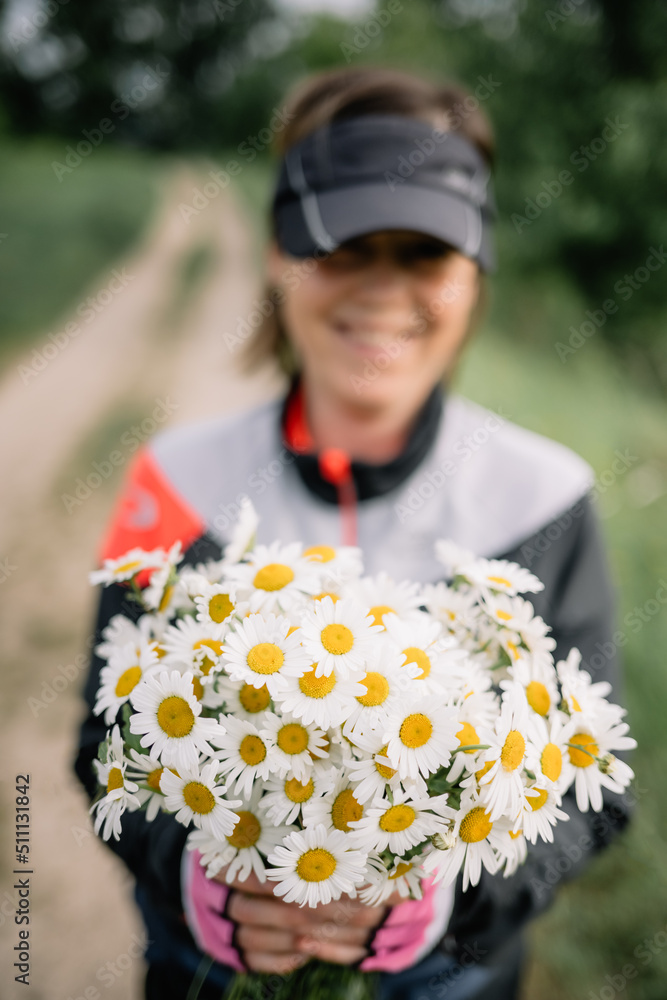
[[319, 448, 358, 547]]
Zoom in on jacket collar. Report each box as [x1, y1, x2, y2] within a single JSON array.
[[280, 375, 444, 504]]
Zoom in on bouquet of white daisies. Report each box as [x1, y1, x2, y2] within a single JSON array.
[[88, 501, 635, 997]]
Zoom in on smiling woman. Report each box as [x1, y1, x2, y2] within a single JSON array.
[[75, 63, 633, 1000]]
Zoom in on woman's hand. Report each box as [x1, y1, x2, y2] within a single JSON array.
[[213, 869, 398, 974]]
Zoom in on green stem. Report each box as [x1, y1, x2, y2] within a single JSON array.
[[452, 744, 490, 754], [222, 961, 378, 1000]]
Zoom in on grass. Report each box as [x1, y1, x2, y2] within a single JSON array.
[[0, 135, 162, 363]]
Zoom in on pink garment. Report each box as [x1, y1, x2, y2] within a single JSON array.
[[181, 849, 246, 972], [360, 876, 445, 973], [182, 850, 448, 976]]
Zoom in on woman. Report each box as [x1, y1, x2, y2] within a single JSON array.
[[75, 66, 631, 999]]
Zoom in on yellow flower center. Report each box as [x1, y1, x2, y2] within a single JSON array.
[[357, 671, 390, 707], [568, 732, 599, 768], [506, 639, 520, 660], [239, 683, 270, 713], [158, 584, 175, 613], [193, 639, 224, 675], [296, 848, 336, 882], [496, 609, 513, 621], [277, 723, 309, 755], [208, 593, 235, 623], [253, 563, 294, 591], [509, 829, 523, 840], [330, 789, 363, 832], [304, 545, 336, 563], [299, 665, 337, 699], [374, 746, 397, 780], [402, 646, 431, 678], [114, 666, 142, 697], [183, 781, 216, 814], [389, 861, 413, 880], [400, 713, 433, 748], [116, 559, 142, 574], [284, 777, 314, 803], [571, 695, 582, 712], [541, 742, 563, 782], [500, 730, 525, 771], [526, 681, 550, 716], [369, 604, 395, 628], [321, 623, 354, 655], [457, 721, 479, 753], [380, 804, 416, 833], [147, 767, 164, 791], [247, 642, 284, 675], [312, 591, 340, 602], [107, 766, 124, 793], [488, 575, 512, 588], [239, 734, 267, 766], [157, 696, 195, 738], [459, 806, 493, 843], [191, 676, 204, 701], [527, 788, 549, 812], [227, 810, 261, 849]]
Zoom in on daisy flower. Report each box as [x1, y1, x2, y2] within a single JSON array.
[[221, 613, 310, 696], [501, 655, 560, 719], [301, 543, 363, 587], [421, 790, 505, 890], [492, 822, 528, 878], [342, 642, 415, 740], [215, 675, 273, 724], [556, 649, 620, 725], [221, 495, 259, 566], [94, 640, 161, 724], [161, 617, 226, 675], [193, 581, 248, 628], [383, 699, 460, 781], [187, 789, 292, 883], [344, 731, 410, 805], [272, 660, 365, 730], [214, 716, 277, 798], [420, 581, 481, 636], [89, 546, 175, 586], [349, 787, 453, 856], [125, 749, 171, 821], [517, 784, 569, 844], [477, 684, 533, 822], [266, 823, 367, 907], [302, 773, 365, 836], [91, 725, 140, 841], [360, 854, 426, 905], [298, 596, 382, 679], [129, 670, 225, 772], [562, 719, 636, 812], [142, 542, 186, 613], [259, 772, 325, 825], [226, 541, 319, 614], [160, 760, 242, 840], [94, 612, 166, 663], [456, 558, 544, 597], [433, 538, 477, 577], [344, 571, 423, 629], [382, 612, 451, 694], [260, 712, 328, 782], [525, 712, 576, 794]]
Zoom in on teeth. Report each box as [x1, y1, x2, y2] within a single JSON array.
[[337, 326, 411, 345]]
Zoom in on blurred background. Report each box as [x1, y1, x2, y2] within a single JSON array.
[[0, 1, 666, 997]]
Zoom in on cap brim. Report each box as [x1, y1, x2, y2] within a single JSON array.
[[274, 182, 495, 272]]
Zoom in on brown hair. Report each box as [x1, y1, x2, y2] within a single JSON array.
[[240, 64, 496, 377]]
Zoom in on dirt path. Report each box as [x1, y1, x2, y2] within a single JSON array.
[[0, 164, 284, 1000]]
